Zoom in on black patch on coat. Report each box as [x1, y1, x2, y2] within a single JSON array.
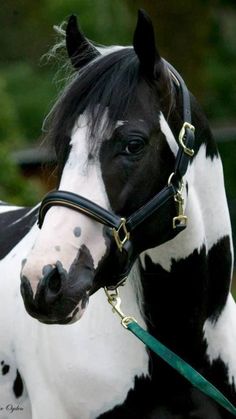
[[206, 236, 232, 320], [73, 226, 81, 237], [189, 93, 219, 160], [1, 361, 10, 375], [97, 375, 224, 418], [13, 369, 23, 398], [0, 207, 38, 260]]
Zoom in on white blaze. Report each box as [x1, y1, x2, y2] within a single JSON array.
[[22, 114, 110, 295], [141, 144, 233, 273]]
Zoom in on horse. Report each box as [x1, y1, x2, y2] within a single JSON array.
[[0, 9, 235, 419]]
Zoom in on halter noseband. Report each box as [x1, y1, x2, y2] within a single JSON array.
[[38, 61, 195, 252]]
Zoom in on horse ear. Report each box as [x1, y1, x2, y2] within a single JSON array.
[[66, 15, 100, 70], [133, 9, 162, 79]]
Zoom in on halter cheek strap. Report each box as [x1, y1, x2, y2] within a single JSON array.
[[38, 60, 195, 252]]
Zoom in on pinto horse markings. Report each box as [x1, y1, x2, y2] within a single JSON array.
[[0, 9, 235, 419]]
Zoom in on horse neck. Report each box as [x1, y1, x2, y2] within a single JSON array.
[[139, 124, 234, 363]]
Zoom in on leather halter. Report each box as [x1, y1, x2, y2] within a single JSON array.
[[38, 61, 195, 251]]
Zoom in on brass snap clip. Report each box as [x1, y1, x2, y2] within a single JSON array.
[[104, 287, 136, 328], [173, 181, 188, 229]]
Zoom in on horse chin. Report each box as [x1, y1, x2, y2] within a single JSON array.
[[21, 274, 90, 325], [64, 301, 88, 325], [47, 297, 89, 325], [37, 303, 88, 325]]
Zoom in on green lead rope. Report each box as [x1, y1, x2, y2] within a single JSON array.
[[127, 321, 236, 416], [104, 287, 236, 416]]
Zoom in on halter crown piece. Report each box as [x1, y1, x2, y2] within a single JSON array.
[[38, 60, 195, 252]]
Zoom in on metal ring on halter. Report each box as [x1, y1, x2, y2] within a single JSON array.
[[168, 172, 175, 186], [112, 218, 130, 252]]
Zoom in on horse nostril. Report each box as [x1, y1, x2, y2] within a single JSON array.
[[47, 267, 62, 294]]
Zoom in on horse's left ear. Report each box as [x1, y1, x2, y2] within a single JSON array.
[[66, 15, 100, 70], [133, 9, 162, 79]]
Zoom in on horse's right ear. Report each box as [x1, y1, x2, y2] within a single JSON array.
[[66, 15, 100, 70], [133, 9, 162, 79]]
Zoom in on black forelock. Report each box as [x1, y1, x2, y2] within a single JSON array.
[[44, 47, 142, 169]]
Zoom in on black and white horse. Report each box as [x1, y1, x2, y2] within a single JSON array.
[[0, 10, 235, 419]]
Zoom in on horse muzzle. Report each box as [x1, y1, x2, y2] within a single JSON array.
[[20, 259, 93, 325]]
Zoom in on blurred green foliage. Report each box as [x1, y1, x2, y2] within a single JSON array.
[[0, 73, 43, 204], [0, 0, 235, 208], [0, 0, 133, 205], [218, 142, 236, 199], [204, 7, 236, 120], [0, 64, 57, 140]]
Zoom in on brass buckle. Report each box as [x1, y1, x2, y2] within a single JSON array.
[[112, 218, 130, 252], [179, 122, 195, 157]]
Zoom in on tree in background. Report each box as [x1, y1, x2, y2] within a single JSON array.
[[0, 0, 133, 141]]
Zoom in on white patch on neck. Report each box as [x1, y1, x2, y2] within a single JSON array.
[[141, 144, 233, 273], [204, 293, 236, 387], [159, 112, 178, 156]]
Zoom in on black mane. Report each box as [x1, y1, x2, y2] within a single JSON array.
[[45, 47, 143, 169]]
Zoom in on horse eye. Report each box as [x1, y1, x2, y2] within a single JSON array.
[[125, 139, 146, 155]]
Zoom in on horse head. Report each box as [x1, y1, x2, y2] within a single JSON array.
[[20, 10, 189, 324]]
